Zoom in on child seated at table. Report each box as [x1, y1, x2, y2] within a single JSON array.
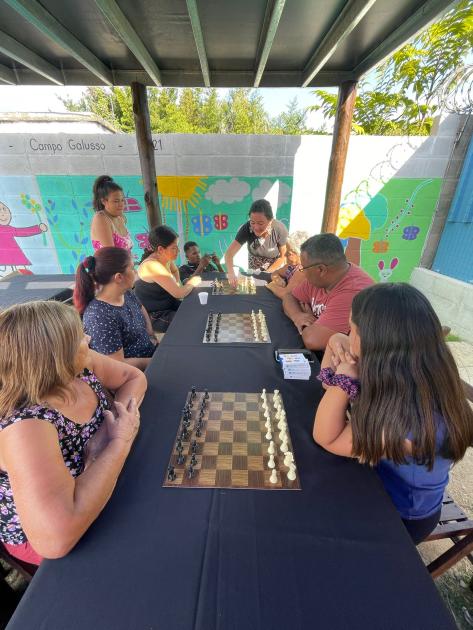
[[74, 247, 157, 371], [313, 283, 473, 544], [266, 231, 308, 299], [0, 301, 146, 564]]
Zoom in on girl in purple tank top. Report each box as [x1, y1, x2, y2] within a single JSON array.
[[90, 175, 133, 252], [314, 283, 473, 544]]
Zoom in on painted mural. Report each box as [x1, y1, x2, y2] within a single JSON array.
[[337, 178, 441, 283], [0, 175, 293, 275]]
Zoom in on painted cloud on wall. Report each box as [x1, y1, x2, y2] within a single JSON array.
[[205, 178, 251, 204], [252, 179, 292, 209]]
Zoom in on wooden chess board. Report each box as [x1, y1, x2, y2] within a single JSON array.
[[211, 279, 256, 295], [163, 391, 301, 490], [203, 313, 271, 344]]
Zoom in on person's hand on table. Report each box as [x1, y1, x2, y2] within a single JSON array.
[[210, 253, 220, 266], [188, 275, 202, 288], [327, 333, 356, 368], [292, 311, 316, 334]]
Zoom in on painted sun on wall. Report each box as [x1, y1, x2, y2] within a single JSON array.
[[0, 175, 292, 275], [337, 177, 441, 283]]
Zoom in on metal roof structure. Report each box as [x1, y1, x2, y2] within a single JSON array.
[[0, 0, 455, 89]]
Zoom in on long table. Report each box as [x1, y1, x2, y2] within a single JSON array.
[[8, 280, 455, 629], [0, 274, 75, 309]]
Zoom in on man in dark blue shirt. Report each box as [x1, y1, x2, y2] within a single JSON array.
[[179, 241, 224, 282]]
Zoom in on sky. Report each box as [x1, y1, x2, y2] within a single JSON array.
[[0, 84, 331, 127]]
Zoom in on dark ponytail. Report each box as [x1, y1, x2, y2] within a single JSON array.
[[92, 175, 123, 212], [73, 247, 131, 315], [140, 225, 178, 262]]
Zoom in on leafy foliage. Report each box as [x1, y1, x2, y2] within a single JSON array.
[[310, 0, 473, 135]]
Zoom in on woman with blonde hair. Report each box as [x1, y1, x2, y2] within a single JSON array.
[[266, 230, 309, 299], [0, 301, 147, 565]]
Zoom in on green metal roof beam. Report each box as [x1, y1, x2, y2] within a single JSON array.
[[4, 0, 113, 85], [302, 0, 378, 87], [0, 30, 63, 85], [0, 63, 16, 84], [94, 0, 162, 87], [186, 0, 210, 87], [254, 0, 286, 88], [353, 0, 455, 78]]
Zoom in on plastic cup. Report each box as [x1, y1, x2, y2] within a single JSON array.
[[198, 292, 208, 305]]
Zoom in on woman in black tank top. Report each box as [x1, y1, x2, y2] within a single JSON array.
[[135, 226, 202, 332]]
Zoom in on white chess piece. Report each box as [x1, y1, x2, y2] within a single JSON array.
[[265, 419, 271, 431], [280, 439, 289, 454], [268, 440, 275, 455], [284, 452, 294, 467], [277, 418, 286, 431], [287, 463, 297, 481], [261, 389, 266, 400], [269, 469, 278, 484], [279, 429, 288, 443], [265, 429, 272, 440], [268, 454, 275, 469]]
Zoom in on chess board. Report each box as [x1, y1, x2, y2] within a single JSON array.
[[203, 313, 271, 344], [163, 391, 301, 490], [211, 279, 255, 295]]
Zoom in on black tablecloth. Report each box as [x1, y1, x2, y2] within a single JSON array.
[[0, 274, 75, 308], [8, 279, 455, 630]]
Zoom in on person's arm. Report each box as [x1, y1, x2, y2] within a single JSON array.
[[140, 260, 200, 299], [313, 386, 353, 457], [169, 261, 180, 284], [141, 305, 155, 337], [104, 347, 151, 371], [271, 264, 289, 281], [301, 322, 338, 352], [0, 398, 139, 559], [89, 349, 147, 406], [303, 289, 356, 352], [183, 256, 212, 283], [266, 281, 290, 299], [90, 213, 114, 247], [282, 292, 316, 333], [211, 253, 224, 273], [266, 244, 287, 273], [224, 240, 242, 286]]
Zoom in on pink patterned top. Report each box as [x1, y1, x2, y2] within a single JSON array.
[[92, 231, 133, 252]]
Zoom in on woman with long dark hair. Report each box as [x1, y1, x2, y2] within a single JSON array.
[[90, 175, 133, 252], [135, 226, 201, 332], [314, 283, 473, 544], [74, 247, 156, 370]]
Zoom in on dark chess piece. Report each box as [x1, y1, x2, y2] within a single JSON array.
[[176, 438, 182, 450], [196, 427, 202, 437], [180, 428, 187, 441], [188, 465, 195, 479], [167, 465, 177, 481], [177, 453, 185, 465], [191, 440, 197, 452], [204, 389, 209, 400], [190, 454, 197, 466]]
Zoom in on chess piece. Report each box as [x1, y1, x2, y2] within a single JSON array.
[[280, 439, 289, 454], [269, 469, 278, 484], [177, 453, 185, 465], [277, 418, 286, 431], [268, 440, 275, 455], [188, 465, 195, 479], [190, 454, 197, 466], [265, 429, 272, 441], [268, 454, 275, 469], [191, 440, 197, 452], [167, 465, 177, 481], [284, 452, 294, 467], [287, 463, 297, 481], [196, 427, 202, 437]]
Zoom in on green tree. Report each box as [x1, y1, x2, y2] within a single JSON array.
[[310, 0, 473, 135], [272, 97, 309, 134], [222, 88, 270, 134]]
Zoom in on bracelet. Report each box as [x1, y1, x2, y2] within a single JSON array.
[[317, 367, 360, 401]]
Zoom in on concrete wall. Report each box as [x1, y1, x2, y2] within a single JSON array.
[[410, 267, 473, 340], [0, 114, 461, 277]]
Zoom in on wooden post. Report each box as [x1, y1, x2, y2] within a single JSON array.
[[322, 80, 357, 234], [131, 81, 162, 228]]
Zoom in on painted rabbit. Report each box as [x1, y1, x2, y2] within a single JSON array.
[[378, 258, 399, 282]]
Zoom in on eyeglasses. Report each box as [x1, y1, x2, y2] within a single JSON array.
[[300, 260, 327, 271]]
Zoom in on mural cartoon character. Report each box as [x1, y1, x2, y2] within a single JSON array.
[[0, 201, 48, 277], [378, 258, 399, 282]]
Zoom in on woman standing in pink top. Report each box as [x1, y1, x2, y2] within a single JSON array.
[[90, 176, 133, 252]]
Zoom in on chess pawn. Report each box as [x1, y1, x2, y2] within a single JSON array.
[[277, 418, 286, 431], [265, 429, 272, 441], [268, 454, 275, 469], [287, 463, 297, 481], [265, 419, 271, 431], [269, 469, 278, 484], [261, 388, 266, 399], [284, 451, 294, 467], [280, 439, 289, 454], [268, 440, 275, 455]]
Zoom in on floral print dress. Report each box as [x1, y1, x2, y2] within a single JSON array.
[[0, 368, 110, 546]]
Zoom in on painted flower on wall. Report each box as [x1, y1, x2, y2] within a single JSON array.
[[402, 226, 420, 241], [136, 232, 150, 250], [372, 240, 389, 253]]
